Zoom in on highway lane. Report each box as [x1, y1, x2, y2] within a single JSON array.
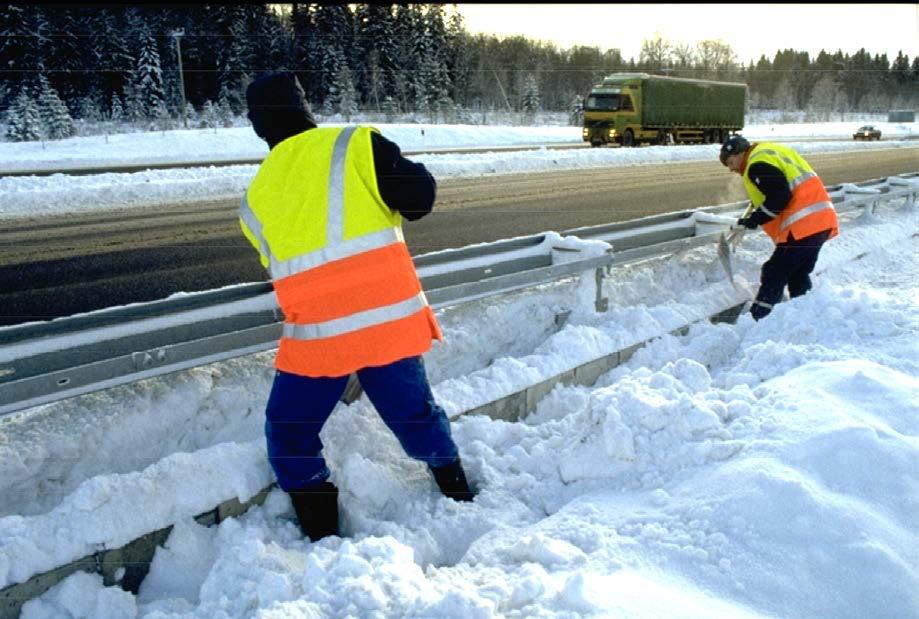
[[1, 148, 916, 326]]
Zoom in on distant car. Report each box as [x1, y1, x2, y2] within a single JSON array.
[[853, 125, 881, 141]]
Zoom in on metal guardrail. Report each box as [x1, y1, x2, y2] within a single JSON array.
[[1, 173, 916, 417]]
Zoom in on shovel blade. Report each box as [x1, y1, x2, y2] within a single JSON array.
[[718, 234, 739, 290]]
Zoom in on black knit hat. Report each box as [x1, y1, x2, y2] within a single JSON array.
[[719, 135, 750, 165], [246, 72, 317, 147]]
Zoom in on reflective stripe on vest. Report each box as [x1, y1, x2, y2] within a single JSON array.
[[241, 193, 403, 280], [240, 127, 431, 345], [282, 292, 427, 340], [779, 200, 835, 232]]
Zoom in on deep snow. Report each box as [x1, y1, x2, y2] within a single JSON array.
[[0, 121, 916, 619]]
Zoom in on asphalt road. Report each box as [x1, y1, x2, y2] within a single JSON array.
[[1, 147, 916, 326]]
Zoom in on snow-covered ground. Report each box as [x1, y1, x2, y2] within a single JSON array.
[[0, 122, 917, 618], [0, 121, 916, 218]]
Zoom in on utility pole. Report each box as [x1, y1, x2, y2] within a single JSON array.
[[172, 29, 187, 128], [492, 69, 513, 113]]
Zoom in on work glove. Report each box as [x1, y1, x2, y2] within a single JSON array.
[[736, 216, 758, 230]]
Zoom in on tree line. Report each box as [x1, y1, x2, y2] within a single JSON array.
[[1, 4, 917, 141]]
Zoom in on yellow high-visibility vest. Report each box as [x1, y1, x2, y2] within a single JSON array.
[[240, 126, 442, 377]]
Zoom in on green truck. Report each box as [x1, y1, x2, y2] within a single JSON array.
[[582, 73, 747, 147]]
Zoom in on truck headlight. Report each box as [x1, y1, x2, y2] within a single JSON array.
[[582, 128, 589, 137], [608, 129, 617, 137]]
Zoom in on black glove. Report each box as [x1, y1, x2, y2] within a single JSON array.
[[737, 216, 758, 230]]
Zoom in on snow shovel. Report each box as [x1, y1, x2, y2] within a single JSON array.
[[340, 373, 363, 404], [717, 202, 754, 290]]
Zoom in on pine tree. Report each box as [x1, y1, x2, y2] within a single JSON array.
[[78, 95, 103, 122], [183, 102, 197, 127], [246, 5, 288, 71], [37, 74, 75, 139], [569, 94, 583, 126], [290, 4, 319, 104], [215, 6, 250, 114], [93, 8, 134, 106], [445, 8, 469, 105], [123, 80, 146, 125], [382, 95, 399, 121], [5, 88, 43, 141], [313, 5, 354, 107], [332, 64, 358, 121], [134, 28, 166, 119], [154, 99, 175, 132], [390, 4, 420, 111], [216, 94, 234, 127], [1, 5, 51, 101], [201, 99, 219, 129], [412, 56, 440, 117], [110, 94, 125, 122], [353, 4, 395, 109], [522, 73, 541, 119], [321, 47, 350, 113], [434, 88, 454, 124], [424, 4, 452, 108]]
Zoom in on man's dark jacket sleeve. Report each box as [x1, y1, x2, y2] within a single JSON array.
[[371, 132, 436, 221], [746, 161, 791, 226]]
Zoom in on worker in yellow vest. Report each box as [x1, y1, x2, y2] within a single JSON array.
[[240, 72, 474, 541], [720, 136, 839, 320]]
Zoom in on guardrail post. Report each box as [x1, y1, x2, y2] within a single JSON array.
[[550, 242, 612, 315], [841, 183, 882, 221], [887, 176, 918, 211], [594, 266, 609, 312]]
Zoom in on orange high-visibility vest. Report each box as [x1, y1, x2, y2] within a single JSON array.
[[239, 126, 442, 377], [742, 143, 839, 244]]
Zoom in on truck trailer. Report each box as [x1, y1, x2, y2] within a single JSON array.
[[582, 73, 747, 147]]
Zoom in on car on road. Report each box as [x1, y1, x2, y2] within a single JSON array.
[[853, 125, 882, 140]]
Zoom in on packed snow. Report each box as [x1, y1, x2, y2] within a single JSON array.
[[0, 121, 916, 218], [0, 121, 916, 618]]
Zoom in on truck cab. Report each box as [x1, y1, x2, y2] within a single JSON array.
[[582, 77, 642, 147]]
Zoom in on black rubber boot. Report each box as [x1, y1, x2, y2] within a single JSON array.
[[289, 481, 339, 541], [430, 456, 475, 502]]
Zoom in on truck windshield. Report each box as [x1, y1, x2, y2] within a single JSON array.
[[585, 93, 624, 111]]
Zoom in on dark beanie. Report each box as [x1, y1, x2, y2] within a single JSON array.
[[719, 135, 750, 166], [246, 72, 317, 147]]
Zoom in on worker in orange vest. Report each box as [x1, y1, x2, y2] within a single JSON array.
[[720, 136, 839, 320], [240, 72, 474, 542]]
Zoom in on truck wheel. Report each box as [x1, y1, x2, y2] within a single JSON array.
[[622, 130, 634, 147]]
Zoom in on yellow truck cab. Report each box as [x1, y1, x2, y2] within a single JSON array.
[[582, 73, 747, 147]]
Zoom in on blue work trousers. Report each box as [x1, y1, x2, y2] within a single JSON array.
[[753, 229, 831, 320], [264, 355, 458, 491]]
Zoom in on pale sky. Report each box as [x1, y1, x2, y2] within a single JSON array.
[[456, 4, 919, 64]]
